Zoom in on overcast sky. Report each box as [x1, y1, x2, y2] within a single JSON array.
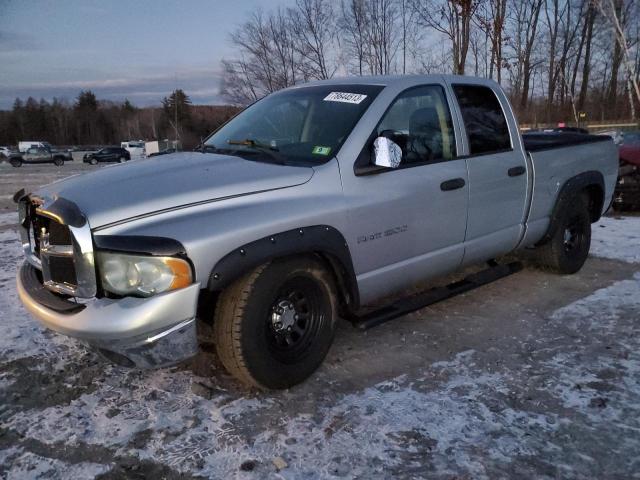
[[0, 0, 294, 109]]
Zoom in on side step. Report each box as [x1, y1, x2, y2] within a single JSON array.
[[349, 261, 523, 331]]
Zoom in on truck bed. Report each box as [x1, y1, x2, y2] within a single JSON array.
[[522, 132, 610, 152], [518, 132, 618, 248]]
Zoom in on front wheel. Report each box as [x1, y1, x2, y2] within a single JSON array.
[[535, 193, 591, 274], [213, 256, 337, 389], [89, 158, 98, 165], [119, 156, 126, 163], [10, 158, 22, 168]]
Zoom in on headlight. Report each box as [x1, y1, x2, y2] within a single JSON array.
[[96, 252, 192, 297]]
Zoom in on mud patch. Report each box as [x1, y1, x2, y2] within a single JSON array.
[[0, 353, 102, 419]]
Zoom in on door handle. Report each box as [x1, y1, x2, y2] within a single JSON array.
[[440, 178, 466, 191], [508, 166, 526, 177]]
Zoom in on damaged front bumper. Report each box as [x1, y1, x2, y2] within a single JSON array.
[[17, 262, 200, 368]]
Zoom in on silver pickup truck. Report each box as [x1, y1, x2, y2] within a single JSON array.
[[15, 75, 618, 389]]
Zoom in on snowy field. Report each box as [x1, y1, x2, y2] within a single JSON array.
[[1, 194, 639, 478]]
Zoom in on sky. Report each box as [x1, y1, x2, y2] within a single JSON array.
[[0, 0, 294, 109]]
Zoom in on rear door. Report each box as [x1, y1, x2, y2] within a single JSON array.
[[450, 83, 528, 265], [341, 84, 469, 304]]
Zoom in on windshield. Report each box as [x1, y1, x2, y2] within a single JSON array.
[[204, 84, 383, 166]]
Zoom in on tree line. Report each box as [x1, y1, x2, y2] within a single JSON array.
[[0, 90, 239, 149], [221, 0, 640, 125]]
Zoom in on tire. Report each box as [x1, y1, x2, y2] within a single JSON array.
[[53, 157, 64, 167], [213, 256, 337, 389], [119, 156, 126, 163], [535, 193, 591, 274], [10, 158, 22, 168], [89, 158, 98, 165]]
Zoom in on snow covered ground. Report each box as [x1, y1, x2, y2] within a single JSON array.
[[591, 214, 640, 263], [1, 211, 639, 478]]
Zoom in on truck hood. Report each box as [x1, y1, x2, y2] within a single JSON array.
[[36, 152, 314, 228]]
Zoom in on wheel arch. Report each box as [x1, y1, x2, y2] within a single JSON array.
[[207, 225, 360, 311], [537, 170, 605, 246]]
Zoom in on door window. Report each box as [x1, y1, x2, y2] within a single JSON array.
[[452, 84, 511, 155], [376, 85, 456, 165]]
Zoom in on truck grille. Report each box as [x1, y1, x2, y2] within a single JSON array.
[[18, 196, 96, 298], [47, 255, 78, 286], [34, 213, 78, 293]]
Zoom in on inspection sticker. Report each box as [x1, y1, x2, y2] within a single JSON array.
[[312, 146, 332, 155], [323, 92, 367, 104]]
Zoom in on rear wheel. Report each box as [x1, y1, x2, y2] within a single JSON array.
[[535, 193, 591, 274], [213, 256, 337, 389], [119, 156, 126, 163], [53, 157, 64, 167]]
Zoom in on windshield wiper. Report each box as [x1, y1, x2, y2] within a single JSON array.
[[226, 138, 285, 164], [227, 138, 279, 151]]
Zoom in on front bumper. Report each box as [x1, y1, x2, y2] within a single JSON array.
[[17, 262, 201, 368]]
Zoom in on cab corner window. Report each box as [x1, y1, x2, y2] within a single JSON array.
[[452, 84, 511, 155], [376, 85, 456, 166]]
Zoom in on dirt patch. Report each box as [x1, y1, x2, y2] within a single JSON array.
[[0, 353, 102, 419]]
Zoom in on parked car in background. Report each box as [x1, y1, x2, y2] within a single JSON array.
[[613, 131, 640, 210], [9, 146, 71, 167], [539, 126, 589, 134], [121, 141, 145, 158], [18, 141, 52, 153], [148, 148, 176, 157], [596, 130, 624, 145], [15, 75, 617, 389], [555, 126, 589, 134], [0, 146, 13, 159], [83, 147, 131, 165]]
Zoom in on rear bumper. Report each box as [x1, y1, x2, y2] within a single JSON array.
[[17, 262, 200, 368]]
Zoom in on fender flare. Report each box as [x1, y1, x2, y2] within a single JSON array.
[[208, 225, 360, 310], [537, 170, 605, 246]]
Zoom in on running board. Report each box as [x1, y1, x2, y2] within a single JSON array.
[[349, 261, 523, 331]]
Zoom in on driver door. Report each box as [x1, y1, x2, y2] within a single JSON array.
[[340, 84, 469, 304], [25, 148, 47, 163]]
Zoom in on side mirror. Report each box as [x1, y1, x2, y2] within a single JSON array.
[[373, 136, 402, 168]]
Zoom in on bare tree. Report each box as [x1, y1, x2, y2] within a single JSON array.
[[290, 0, 338, 79], [576, 1, 596, 111], [543, 0, 565, 117], [475, 0, 508, 82], [220, 10, 302, 104], [413, 0, 480, 75], [505, 0, 544, 109], [596, 0, 640, 112], [340, 0, 369, 75], [339, 0, 399, 74], [398, 0, 419, 73], [367, 0, 400, 74]]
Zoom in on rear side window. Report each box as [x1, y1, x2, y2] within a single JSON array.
[[453, 85, 511, 155]]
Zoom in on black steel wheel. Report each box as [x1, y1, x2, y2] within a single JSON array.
[[535, 193, 591, 274], [213, 256, 337, 389], [266, 276, 329, 364]]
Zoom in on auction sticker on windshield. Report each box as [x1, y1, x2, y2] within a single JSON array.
[[312, 146, 331, 155], [323, 92, 368, 104]]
